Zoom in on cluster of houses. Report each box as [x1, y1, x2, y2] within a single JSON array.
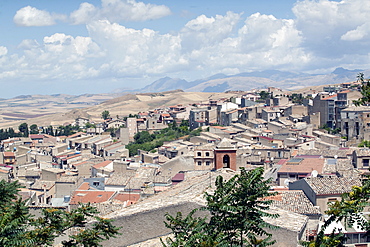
[[2, 80, 370, 245]]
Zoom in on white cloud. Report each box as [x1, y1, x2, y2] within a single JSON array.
[[86, 20, 183, 76], [70, 0, 171, 24], [180, 11, 241, 51], [70, 2, 97, 25], [0, 46, 7, 56], [3, 1, 370, 89], [341, 23, 370, 41], [292, 0, 370, 58], [13, 6, 65, 26]]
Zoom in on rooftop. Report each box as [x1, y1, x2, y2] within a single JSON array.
[[216, 138, 235, 149], [278, 158, 325, 174], [267, 190, 321, 216], [92, 160, 112, 169], [70, 190, 115, 204], [305, 177, 362, 195]]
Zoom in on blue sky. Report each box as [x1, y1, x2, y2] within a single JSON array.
[[0, 0, 368, 98]]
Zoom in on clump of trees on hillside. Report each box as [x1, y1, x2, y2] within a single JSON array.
[[126, 120, 202, 156]]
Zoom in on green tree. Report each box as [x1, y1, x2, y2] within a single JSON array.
[[0, 180, 120, 247], [18, 123, 29, 137], [101, 110, 111, 120], [162, 210, 224, 247], [353, 72, 370, 106], [29, 124, 38, 134], [290, 93, 304, 104], [162, 167, 278, 247], [303, 179, 370, 246], [85, 122, 96, 129], [258, 91, 270, 101], [134, 131, 154, 144], [358, 140, 370, 147]]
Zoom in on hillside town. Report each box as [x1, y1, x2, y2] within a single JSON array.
[[2, 80, 370, 246]]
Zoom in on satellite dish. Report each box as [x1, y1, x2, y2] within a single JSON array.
[[311, 170, 318, 177], [284, 179, 290, 186], [334, 155, 338, 159]]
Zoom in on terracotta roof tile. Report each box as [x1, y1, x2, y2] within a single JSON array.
[[278, 158, 325, 174], [92, 160, 112, 169], [266, 190, 321, 216], [77, 182, 90, 190], [305, 177, 361, 195], [113, 193, 140, 204], [70, 191, 115, 204], [3, 152, 15, 157]]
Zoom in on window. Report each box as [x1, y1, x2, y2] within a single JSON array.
[[328, 198, 337, 203], [93, 181, 100, 187], [363, 159, 369, 167], [197, 161, 202, 166], [267, 152, 270, 157], [197, 152, 202, 156], [206, 161, 210, 166], [205, 152, 210, 157]]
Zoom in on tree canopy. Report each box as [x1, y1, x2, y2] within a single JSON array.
[[126, 121, 202, 156], [29, 124, 38, 134], [0, 180, 120, 247], [353, 72, 370, 106], [18, 123, 29, 137], [302, 180, 370, 247], [162, 167, 278, 247], [101, 110, 110, 120]]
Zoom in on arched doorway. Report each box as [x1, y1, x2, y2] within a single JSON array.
[[223, 155, 230, 168]]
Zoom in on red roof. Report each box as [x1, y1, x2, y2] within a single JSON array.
[[70, 191, 115, 204], [72, 161, 88, 167], [92, 160, 112, 169], [278, 158, 325, 174], [67, 132, 85, 138], [277, 159, 288, 165], [29, 134, 44, 139], [339, 90, 350, 94], [3, 152, 15, 157], [172, 173, 185, 181], [77, 182, 90, 190], [66, 154, 81, 160], [259, 136, 274, 141], [113, 193, 140, 204], [321, 94, 337, 100]]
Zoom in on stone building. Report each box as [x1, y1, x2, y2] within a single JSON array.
[[193, 144, 215, 171], [341, 106, 370, 141], [214, 138, 237, 171]]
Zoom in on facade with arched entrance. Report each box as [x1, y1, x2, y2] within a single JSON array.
[[214, 138, 237, 171]]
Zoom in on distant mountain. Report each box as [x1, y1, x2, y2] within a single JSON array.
[[140, 77, 189, 93], [186, 76, 279, 92], [137, 68, 367, 93], [235, 70, 308, 81], [332, 67, 363, 76]]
